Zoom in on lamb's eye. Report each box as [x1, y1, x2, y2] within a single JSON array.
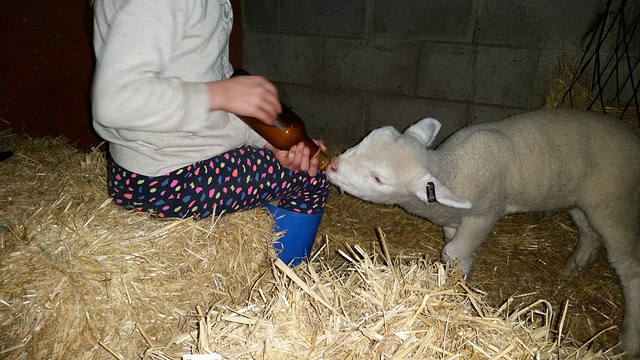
[[373, 175, 383, 184]]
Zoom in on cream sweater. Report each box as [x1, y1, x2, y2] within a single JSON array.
[[92, 0, 266, 176]]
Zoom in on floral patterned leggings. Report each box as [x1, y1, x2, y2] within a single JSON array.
[[107, 145, 330, 219]]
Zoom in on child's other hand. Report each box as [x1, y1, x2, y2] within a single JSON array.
[[207, 75, 281, 125], [266, 140, 326, 177]]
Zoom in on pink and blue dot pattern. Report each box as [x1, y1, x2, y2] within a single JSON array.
[[107, 145, 330, 219]]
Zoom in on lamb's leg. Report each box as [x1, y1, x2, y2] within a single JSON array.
[[443, 226, 457, 243], [560, 208, 602, 277], [440, 215, 498, 276], [586, 205, 640, 357]]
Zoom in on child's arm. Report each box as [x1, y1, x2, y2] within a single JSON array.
[[207, 76, 281, 126]]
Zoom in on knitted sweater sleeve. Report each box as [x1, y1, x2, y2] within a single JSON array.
[[92, 0, 213, 134]]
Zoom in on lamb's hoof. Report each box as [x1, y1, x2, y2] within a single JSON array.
[[559, 266, 579, 278]]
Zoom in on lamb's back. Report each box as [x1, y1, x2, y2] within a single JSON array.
[[437, 108, 640, 213]]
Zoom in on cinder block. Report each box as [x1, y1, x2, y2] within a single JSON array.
[[479, 1, 564, 49], [281, 0, 367, 37], [324, 38, 420, 96], [562, 0, 610, 50], [241, 1, 628, 142], [277, 83, 366, 148], [418, 44, 476, 101], [371, 0, 475, 42], [474, 46, 537, 107], [243, 32, 323, 85], [241, 0, 280, 32], [367, 95, 469, 146], [478, 0, 604, 51], [469, 104, 526, 125]]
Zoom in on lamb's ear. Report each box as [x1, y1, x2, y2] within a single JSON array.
[[412, 173, 472, 209], [404, 118, 441, 148]]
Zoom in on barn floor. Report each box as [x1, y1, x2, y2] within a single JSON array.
[[318, 187, 624, 351], [0, 132, 626, 358]]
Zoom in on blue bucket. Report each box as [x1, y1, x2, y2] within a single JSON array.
[[266, 204, 323, 266]]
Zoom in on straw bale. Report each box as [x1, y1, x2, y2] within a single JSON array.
[[0, 131, 623, 359], [0, 133, 275, 359]]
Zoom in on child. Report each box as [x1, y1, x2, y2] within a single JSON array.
[[91, 0, 330, 260]]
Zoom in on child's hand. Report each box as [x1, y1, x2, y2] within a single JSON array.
[[266, 140, 326, 177], [207, 75, 282, 125]]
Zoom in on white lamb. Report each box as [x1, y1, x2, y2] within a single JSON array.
[[326, 108, 640, 356]]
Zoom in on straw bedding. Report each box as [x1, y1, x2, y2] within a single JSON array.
[[0, 134, 276, 359], [0, 136, 623, 360], [1, 55, 634, 359]]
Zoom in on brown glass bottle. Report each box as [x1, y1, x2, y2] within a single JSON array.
[[231, 69, 330, 171]]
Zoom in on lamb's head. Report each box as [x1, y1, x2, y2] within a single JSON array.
[[326, 126, 417, 205], [326, 118, 471, 209]]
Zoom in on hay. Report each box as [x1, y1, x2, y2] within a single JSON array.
[[319, 193, 626, 354], [541, 53, 639, 131], [166, 254, 613, 359], [0, 131, 623, 359], [0, 133, 274, 359]]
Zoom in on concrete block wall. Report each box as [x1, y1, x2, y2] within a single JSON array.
[[241, 0, 616, 148]]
